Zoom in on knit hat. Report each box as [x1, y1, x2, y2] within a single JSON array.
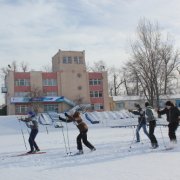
[[28, 111, 35, 118], [134, 103, 140, 108], [165, 101, 173, 107], [145, 102, 150, 107]]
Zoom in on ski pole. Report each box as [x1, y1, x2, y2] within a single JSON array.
[[128, 112, 140, 151], [128, 125, 137, 151], [59, 120, 68, 155], [18, 118, 27, 150], [65, 118, 72, 154], [47, 112, 69, 155], [158, 121, 167, 148]]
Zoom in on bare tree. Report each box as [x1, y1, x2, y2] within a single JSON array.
[[87, 60, 125, 96], [20, 61, 29, 72], [88, 60, 108, 72], [108, 67, 125, 96], [11, 61, 18, 72], [125, 18, 180, 107], [0, 61, 17, 82], [41, 64, 52, 72], [27, 86, 44, 114]]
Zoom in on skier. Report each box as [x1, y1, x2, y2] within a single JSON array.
[[157, 101, 180, 144], [20, 111, 40, 153], [59, 111, 96, 155], [129, 103, 150, 142], [145, 102, 158, 148]]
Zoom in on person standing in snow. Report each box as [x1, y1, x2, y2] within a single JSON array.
[[129, 103, 150, 143], [157, 101, 180, 143], [59, 111, 96, 155], [145, 102, 158, 148], [20, 111, 40, 153]]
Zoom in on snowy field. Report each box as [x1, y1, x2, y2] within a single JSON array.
[[0, 115, 180, 180]]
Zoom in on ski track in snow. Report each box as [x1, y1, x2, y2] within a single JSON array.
[[0, 127, 179, 172]]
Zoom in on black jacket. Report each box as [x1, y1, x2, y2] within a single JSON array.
[[158, 106, 180, 123]]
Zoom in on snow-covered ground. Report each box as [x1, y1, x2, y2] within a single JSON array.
[[0, 115, 180, 180]]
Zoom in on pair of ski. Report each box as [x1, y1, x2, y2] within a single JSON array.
[[150, 146, 174, 151], [14, 151, 46, 157], [15, 151, 83, 157], [64, 152, 84, 157]]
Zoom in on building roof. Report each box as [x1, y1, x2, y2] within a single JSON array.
[[112, 94, 180, 102]]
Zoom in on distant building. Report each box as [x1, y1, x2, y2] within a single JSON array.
[[3, 50, 110, 115], [112, 94, 180, 110]]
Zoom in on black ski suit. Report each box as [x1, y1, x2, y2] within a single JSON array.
[[158, 106, 180, 142]]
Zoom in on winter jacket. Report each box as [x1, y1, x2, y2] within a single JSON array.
[[158, 106, 180, 123], [145, 106, 156, 122], [21, 117, 38, 130], [59, 114, 88, 132], [131, 108, 146, 124], [27, 119, 38, 130]]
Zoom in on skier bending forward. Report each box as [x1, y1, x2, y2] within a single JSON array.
[[59, 111, 96, 155]]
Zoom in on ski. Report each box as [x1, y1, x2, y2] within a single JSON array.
[[163, 147, 174, 151], [13, 151, 46, 157], [69, 153, 83, 156], [66, 149, 96, 157]]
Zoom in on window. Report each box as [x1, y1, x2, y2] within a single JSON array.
[[44, 92, 57, 96], [92, 104, 104, 110], [43, 79, 57, 86], [63, 56, 72, 64], [77, 73, 82, 78], [14, 92, 30, 97], [15, 79, 30, 86], [68, 57, 72, 63], [15, 105, 29, 114], [90, 91, 103, 98], [44, 104, 58, 112], [74, 56, 83, 64], [89, 79, 101, 85], [78, 86, 82, 90]]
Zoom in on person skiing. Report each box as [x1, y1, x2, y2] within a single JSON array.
[[129, 103, 150, 142], [157, 101, 180, 144], [20, 111, 40, 153], [59, 111, 96, 155], [145, 102, 158, 149]]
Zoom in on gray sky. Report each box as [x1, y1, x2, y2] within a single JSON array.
[[1, 0, 180, 104]]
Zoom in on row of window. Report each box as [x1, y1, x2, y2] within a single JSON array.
[[15, 103, 103, 114], [15, 104, 58, 114], [15, 79, 57, 87], [14, 91, 58, 97], [90, 91, 103, 98], [91, 104, 104, 110], [63, 56, 83, 64], [89, 79, 102, 85], [15, 79, 102, 87]]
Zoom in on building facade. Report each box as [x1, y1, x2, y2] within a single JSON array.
[[4, 50, 110, 115]]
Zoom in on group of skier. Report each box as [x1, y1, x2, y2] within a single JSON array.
[[130, 100, 180, 149], [20, 100, 180, 154], [20, 108, 96, 155]]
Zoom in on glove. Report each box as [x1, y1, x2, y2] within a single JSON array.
[[64, 112, 68, 117]]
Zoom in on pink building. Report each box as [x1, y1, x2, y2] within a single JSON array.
[[4, 50, 110, 115]]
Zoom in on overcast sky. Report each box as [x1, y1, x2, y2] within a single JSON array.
[[1, 0, 180, 104]]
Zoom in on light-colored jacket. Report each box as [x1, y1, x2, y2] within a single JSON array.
[[145, 106, 156, 122]]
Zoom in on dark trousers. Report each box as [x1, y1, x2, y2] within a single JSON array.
[[77, 129, 94, 150], [168, 122, 179, 141], [149, 121, 158, 144], [29, 129, 39, 151]]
